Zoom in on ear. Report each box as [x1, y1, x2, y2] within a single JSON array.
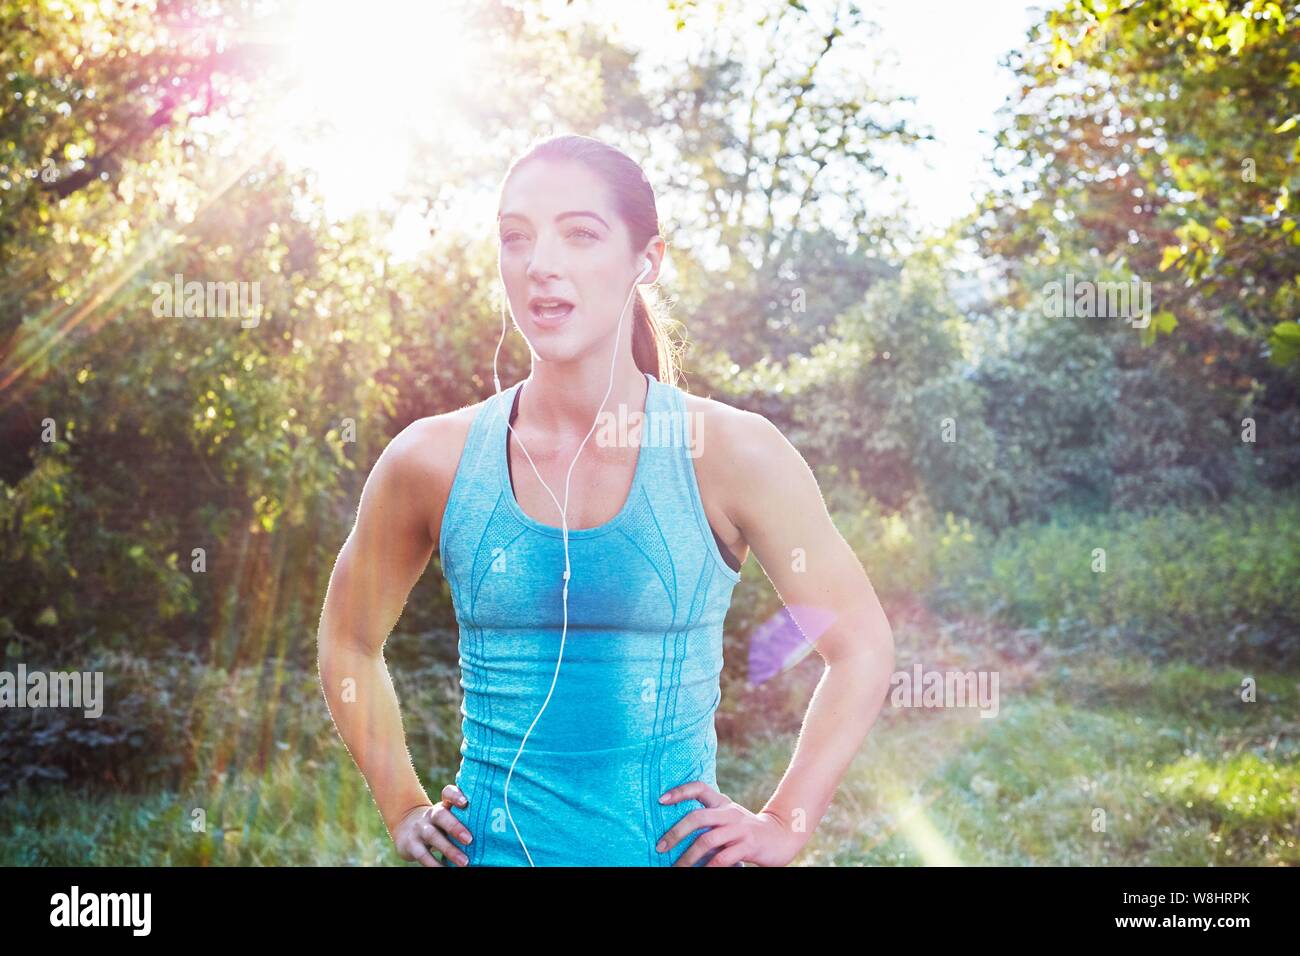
[[638, 238, 666, 283]]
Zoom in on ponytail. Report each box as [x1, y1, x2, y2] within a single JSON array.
[[631, 283, 683, 388]]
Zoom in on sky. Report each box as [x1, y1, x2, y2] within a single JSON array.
[[864, 0, 1047, 231], [588, 0, 1049, 234], [275, 0, 1052, 256]]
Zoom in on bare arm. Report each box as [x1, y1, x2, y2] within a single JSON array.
[[735, 410, 895, 855], [316, 419, 441, 838], [658, 404, 895, 866]]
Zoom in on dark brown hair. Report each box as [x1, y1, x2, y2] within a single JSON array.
[[498, 133, 683, 387]]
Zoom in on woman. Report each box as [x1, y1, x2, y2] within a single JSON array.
[[316, 134, 895, 867]]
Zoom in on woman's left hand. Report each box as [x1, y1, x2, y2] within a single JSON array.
[[656, 782, 804, 867]]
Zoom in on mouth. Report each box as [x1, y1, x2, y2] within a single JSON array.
[[528, 296, 576, 326]]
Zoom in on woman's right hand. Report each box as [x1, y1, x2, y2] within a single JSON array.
[[391, 785, 474, 867]]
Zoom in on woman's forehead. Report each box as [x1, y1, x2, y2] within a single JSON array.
[[499, 159, 616, 222]]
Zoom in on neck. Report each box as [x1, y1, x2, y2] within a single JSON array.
[[518, 348, 648, 438]]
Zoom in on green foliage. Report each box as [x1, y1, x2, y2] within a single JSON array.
[[736, 254, 966, 511], [973, 0, 1300, 534], [0, 449, 198, 651], [1154, 752, 1300, 829], [7, 662, 1297, 865], [931, 488, 1300, 666], [994, 0, 1300, 360], [2, 0, 1298, 867], [0, 641, 466, 803]]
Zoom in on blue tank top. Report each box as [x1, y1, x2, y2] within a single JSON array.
[[438, 371, 743, 866]]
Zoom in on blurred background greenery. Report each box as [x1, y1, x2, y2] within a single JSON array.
[[1, 0, 1296, 864]]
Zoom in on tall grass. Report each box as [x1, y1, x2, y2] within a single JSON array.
[[838, 489, 1300, 667]]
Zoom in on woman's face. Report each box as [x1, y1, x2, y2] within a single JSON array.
[[497, 158, 653, 362]]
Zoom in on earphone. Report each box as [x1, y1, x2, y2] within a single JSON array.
[[490, 255, 653, 865]]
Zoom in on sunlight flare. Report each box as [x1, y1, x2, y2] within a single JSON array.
[[276, 0, 479, 217]]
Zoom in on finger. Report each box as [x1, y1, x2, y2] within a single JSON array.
[[441, 784, 469, 808], [431, 804, 474, 847], [677, 828, 744, 868], [660, 781, 725, 809], [673, 827, 738, 868], [656, 807, 726, 855], [409, 842, 445, 868], [418, 819, 471, 866], [705, 844, 747, 867]]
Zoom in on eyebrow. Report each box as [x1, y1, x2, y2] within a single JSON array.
[[497, 210, 611, 230]]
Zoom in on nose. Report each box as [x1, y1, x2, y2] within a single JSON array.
[[525, 232, 563, 284], [526, 262, 558, 284]]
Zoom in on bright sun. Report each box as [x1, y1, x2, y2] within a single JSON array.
[[273, 0, 480, 221]]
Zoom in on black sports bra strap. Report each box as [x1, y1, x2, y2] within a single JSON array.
[[505, 380, 742, 573]]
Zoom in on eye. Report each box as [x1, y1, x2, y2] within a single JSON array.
[[500, 231, 525, 244], [569, 227, 599, 240]]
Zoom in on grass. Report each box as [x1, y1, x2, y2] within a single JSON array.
[[5, 642, 1295, 866], [731, 652, 1299, 866], [5, 490, 1298, 865], [0, 748, 397, 866]]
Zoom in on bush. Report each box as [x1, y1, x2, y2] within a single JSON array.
[[0, 642, 465, 797], [930, 489, 1300, 666]]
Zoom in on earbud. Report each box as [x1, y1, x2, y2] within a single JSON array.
[[638, 258, 652, 280]]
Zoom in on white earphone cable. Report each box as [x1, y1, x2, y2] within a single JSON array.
[[489, 259, 651, 866]]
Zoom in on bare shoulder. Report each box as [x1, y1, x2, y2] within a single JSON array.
[[373, 397, 491, 551], [395, 399, 482, 470], [678, 389, 791, 471], [678, 388, 794, 536]]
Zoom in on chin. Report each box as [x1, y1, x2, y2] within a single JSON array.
[[528, 340, 589, 365], [527, 329, 615, 366]]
